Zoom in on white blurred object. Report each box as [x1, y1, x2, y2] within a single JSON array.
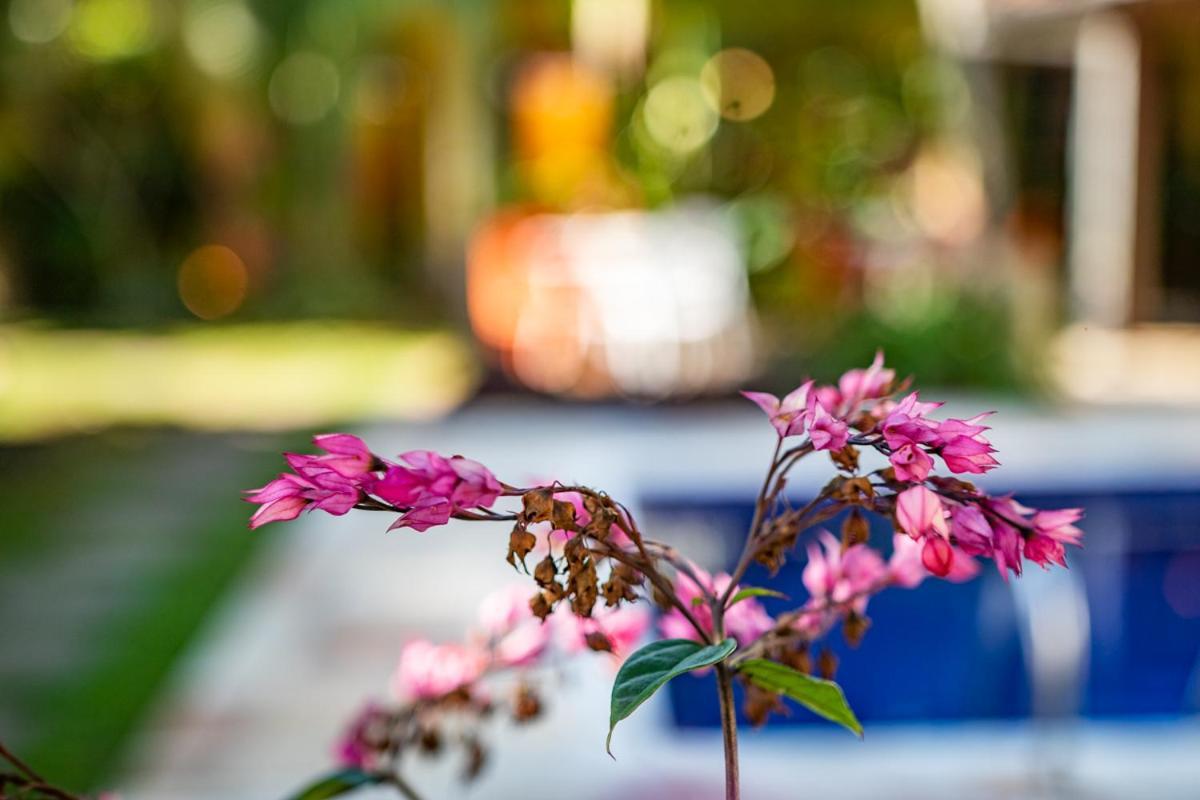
[[469, 202, 758, 398]]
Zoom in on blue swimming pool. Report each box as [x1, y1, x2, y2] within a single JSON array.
[[641, 486, 1200, 728]]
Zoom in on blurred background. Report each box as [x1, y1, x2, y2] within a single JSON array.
[[1, 0, 1199, 797]]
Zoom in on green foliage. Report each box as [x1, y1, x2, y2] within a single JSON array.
[[728, 586, 788, 606], [737, 658, 862, 736], [607, 638, 737, 755], [284, 768, 382, 800], [771, 294, 1026, 392]]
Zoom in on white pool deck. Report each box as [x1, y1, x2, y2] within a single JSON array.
[[117, 398, 1200, 799]]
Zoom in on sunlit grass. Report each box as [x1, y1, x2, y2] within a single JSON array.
[[0, 322, 480, 440]]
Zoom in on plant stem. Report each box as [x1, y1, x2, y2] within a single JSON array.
[[388, 773, 426, 800], [715, 663, 740, 800]]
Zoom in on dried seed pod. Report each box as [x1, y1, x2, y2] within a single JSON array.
[[783, 645, 812, 675], [520, 488, 556, 524], [612, 562, 643, 585], [418, 726, 441, 755], [742, 681, 787, 727], [563, 536, 588, 571], [841, 509, 870, 551], [543, 579, 567, 602], [551, 500, 578, 532], [533, 555, 558, 588], [651, 582, 676, 611], [851, 411, 878, 433], [506, 525, 537, 569], [830, 444, 859, 473], [838, 476, 875, 502], [512, 685, 542, 723], [461, 736, 487, 782], [568, 556, 599, 617], [601, 573, 637, 606], [585, 631, 613, 652], [529, 591, 553, 620], [585, 506, 618, 540], [818, 647, 839, 681], [842, 611, 870, 648]]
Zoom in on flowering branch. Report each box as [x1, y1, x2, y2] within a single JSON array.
[[247, 351, 1083, 800]]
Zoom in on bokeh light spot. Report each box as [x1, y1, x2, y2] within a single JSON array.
[[177, 244, 248, 320], [700, 48, 775, 121], [183, 0, 261, 79], [643, 76, 718, 154], [69, 0, 156, 62], [9, 0, 73, 44], [268, 52, 340, 125], [908, 143, 985, 246]]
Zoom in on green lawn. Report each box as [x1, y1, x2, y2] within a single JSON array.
[[0, 429, 300, 791]]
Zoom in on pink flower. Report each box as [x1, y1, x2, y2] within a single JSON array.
[[244, 468, 362, 529], [476, 585, 550, 667], [391, 640, 487, 701], [555, 603, 650, 662], [837, 351, 894, 412], [887, 533, 927, 588], [936, 414, 999, 474], [742, 381, 814, 438], [245, 475, 311, 528], [1024, 508, 1084, 569], [880, 392, 942, 450], [372, 450, 458, 507], [449, 457, 503, 509], [813, 384, 842, 414], [1024, 534, 1066, 569], [991, 519, 1024, 580], [894, 486, 949, 540], [921, 536, 954, 577], [889, 442, 934, 482], [945, 549, 981, 582], [949, 504, 993, 556], [1032, 508, 1084, 547], [802, 531, 887, 613], [371, 451, 503, 531], [333, 702, 385, 770], [658, 566, 774, 647], [389, 495, 453, 532], [806, 396, 850, 452], [311, 433, 376, 477]]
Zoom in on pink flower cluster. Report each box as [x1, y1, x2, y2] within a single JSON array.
[[659, 566, 775, 647], [245, 434, 375, 528], [745, 352, 1083, 584], [741, 351, 896, 451], [744, 352, 999, 482], [792, 531, 975, 637], [244, 435, 504, 532], [880, 395, 998, 482], [392, 583, 651, 703], [894, 486, 1082, 579]]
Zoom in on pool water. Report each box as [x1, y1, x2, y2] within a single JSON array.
[[641, 487, 1200, 728]]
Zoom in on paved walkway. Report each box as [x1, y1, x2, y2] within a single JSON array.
[[116, 399, 1200, 799]]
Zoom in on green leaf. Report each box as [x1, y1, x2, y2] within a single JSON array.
[[729, 586, 788, 606], [737, 658, 863, 737], [607, 637, 737, 755], [284, 768, 381, 800]]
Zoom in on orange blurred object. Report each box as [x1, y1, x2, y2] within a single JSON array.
[[510, 54, 624, 207], [177, 244, 249, 320]]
